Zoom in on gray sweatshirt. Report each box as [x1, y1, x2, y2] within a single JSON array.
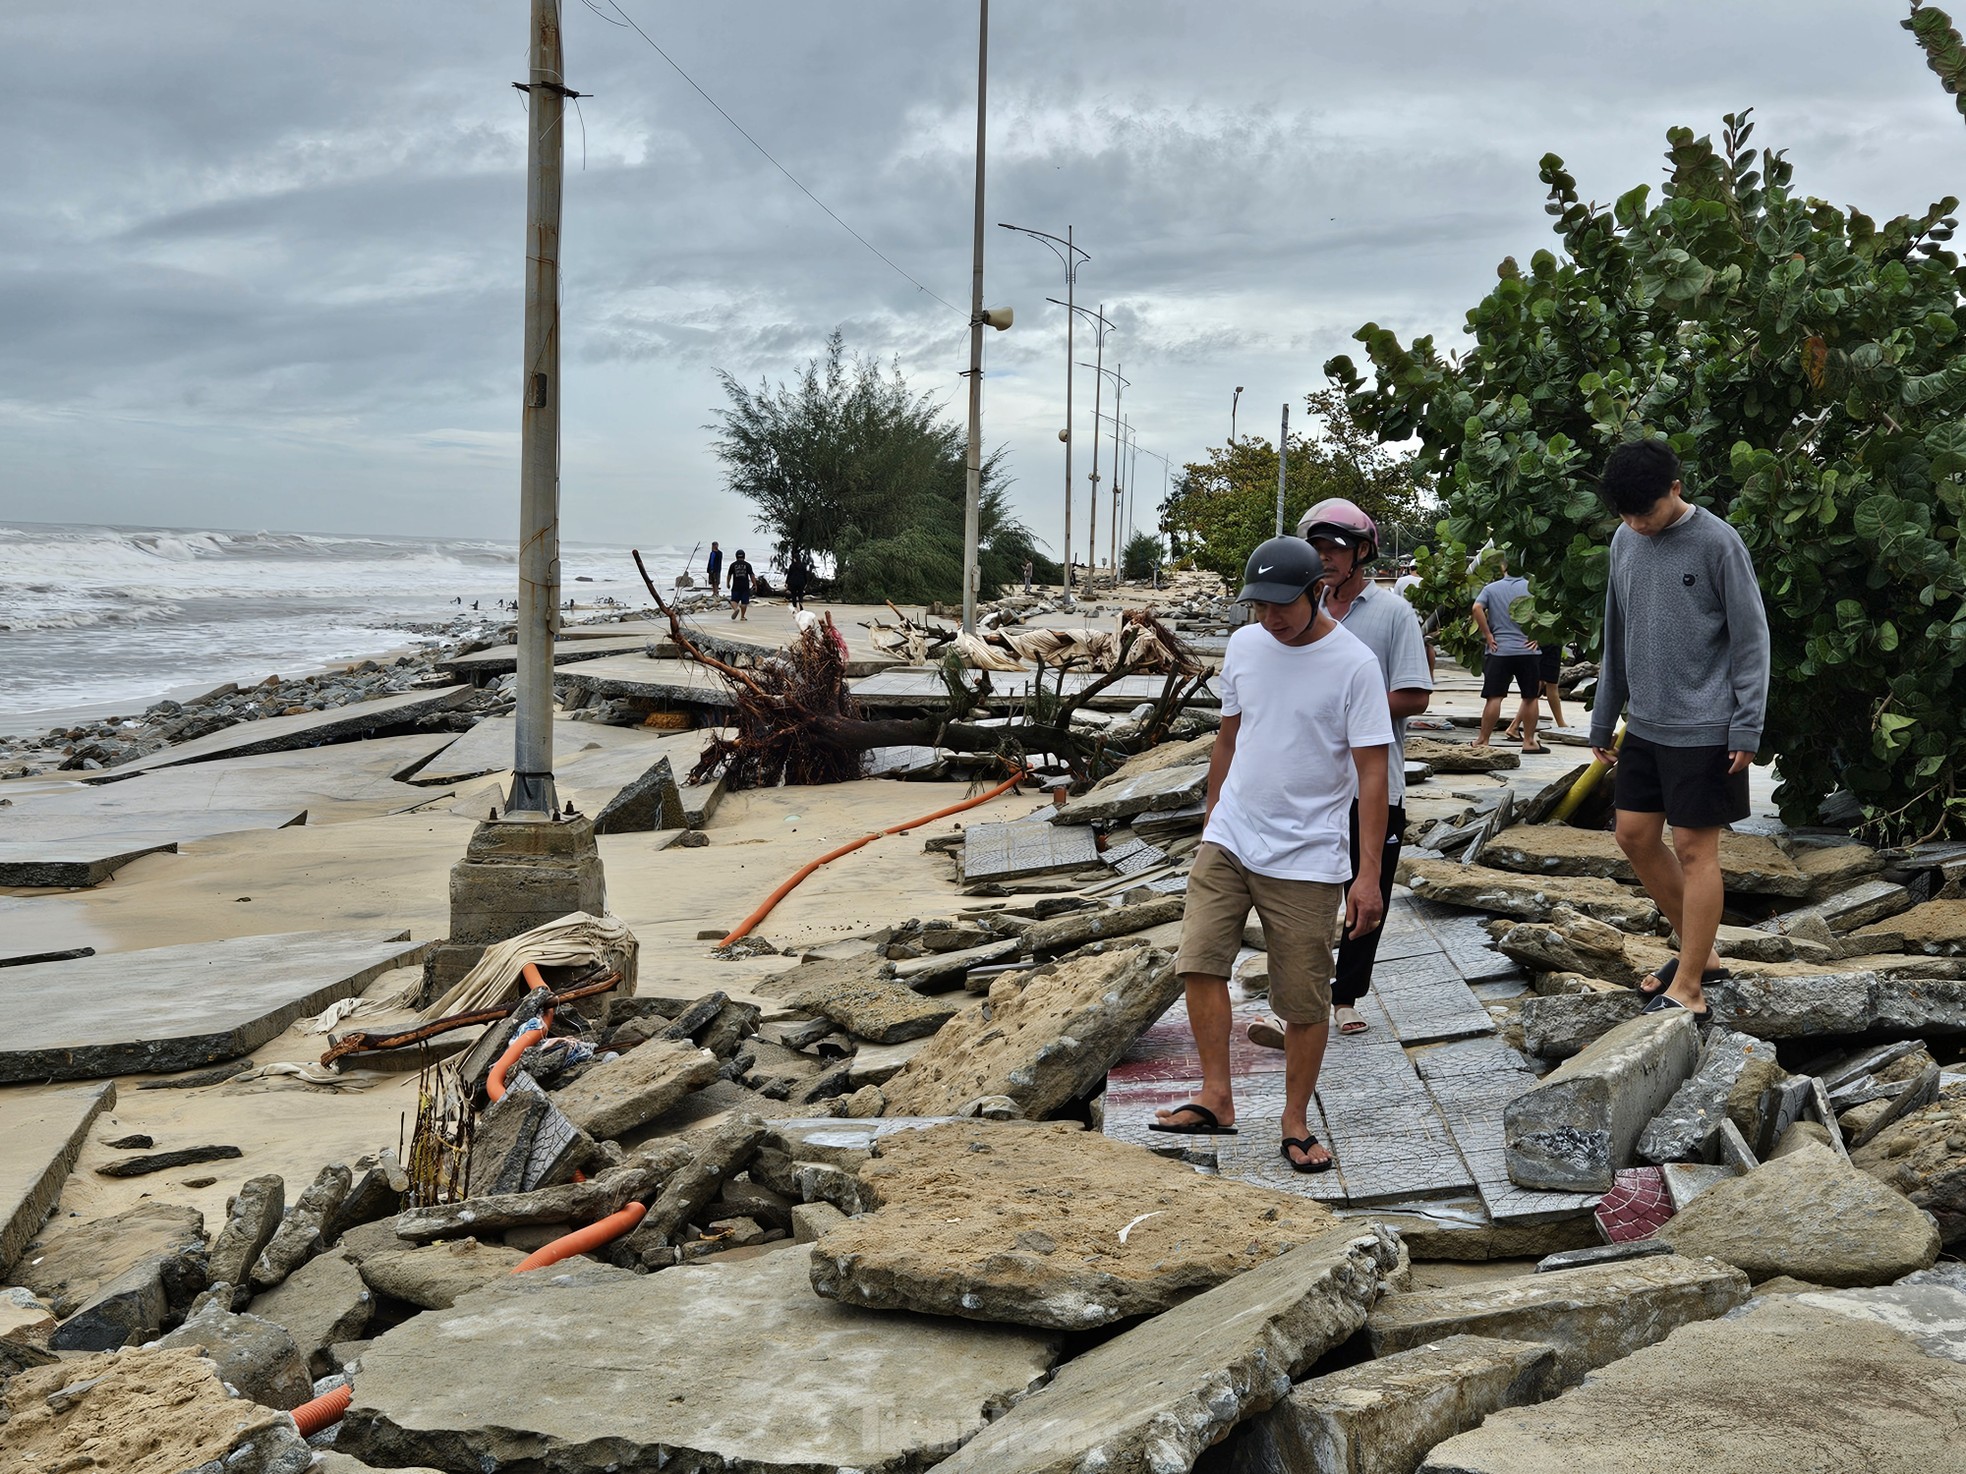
[[1589, 505, 1770, 753]]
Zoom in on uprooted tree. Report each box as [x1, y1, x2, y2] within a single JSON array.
[[632, 553, 1209, 792], [1327, 87, 1966, 843], [710, 331, 1054, 604]]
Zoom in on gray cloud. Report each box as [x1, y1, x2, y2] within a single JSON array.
[[2, 0, 1959, 546]]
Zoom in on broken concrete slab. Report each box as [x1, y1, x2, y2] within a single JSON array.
[[620, 1116, 770, 1263], [435, 632, 662, 681], [590, 752, 686, 834], [933, 1224, 1400, 1474], [1017, 895, 1188, 957], [788, 970, 959, 1044], [0, 1345, 300, 1474], [1369, 1252, 1750, 1390], [558, 655, 741, 710], [1661, 1141, 1942, 1286], [338, 1251, 1058, 1474], [0, 929, 428, 1083], [355, 1238, 526, 1310], [151, 1300, 312, 1410], [1812, 877, 1915, 932], [1793, 1263, 1966, 1365], [1857, 898, 1966, 954], [1504, 1010, 1701, 1191], [105, 684, 472, 774], [1704, 968, 1966, 1039], [1852, 1091, 1966, 1245], [1415, 1296, 1966, 1474], [1517, 989, 1644, 1059], [1398, 857, 1659, 930], [0, 809, 309, 886], [1494, 908, 1646, 986], [252, 1161, 351, 1292], [548, 1039, 720, 1138], [1480, 825, 1810, 897], [1405, 737, 1520, 772], [1792, 839, 1887, 899], [809, 1121, 1340, 1329], [1201, 1334, 1557, 1474], [1638, 1027, 1785, 1164], [390, 1158, 670, 1242], [15, 1202, 206, 1321], [246, 1246, 373, 1377], [410, 711, 655, 785], [1050, 758, 1209, 825], [880, 946, 1181, 1119], [0, 1081, 115, 1278], [206, 1173, 284, 1307], [464, 1078, 589, 1199], [961, 819, 1101, 885]]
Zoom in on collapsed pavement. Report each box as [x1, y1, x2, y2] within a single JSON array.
[[4, 633, 1965, 1472]]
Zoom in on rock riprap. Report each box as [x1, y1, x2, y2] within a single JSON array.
[[338, 1251, 1058, 1474], [1479, 825, 1809, 896], [1852, 1089, 1966, 1245], [809, 1121, 1339, 1328], [880, 944, 1180, 1118]]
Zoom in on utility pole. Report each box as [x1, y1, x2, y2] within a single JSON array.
[[1275, 401, 1290, 538], [1084, 306, 1104, 599], [425, 0, 603, 999], [960, 0, 989, 635], [510, 0, 570, 817]]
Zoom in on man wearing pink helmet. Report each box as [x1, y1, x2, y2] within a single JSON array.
[[1249, 496, 1432, 1041]]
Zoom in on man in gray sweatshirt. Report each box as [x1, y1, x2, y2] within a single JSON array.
[[1590, 439, 1770, 1020]]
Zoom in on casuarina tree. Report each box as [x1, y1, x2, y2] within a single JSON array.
[[1327, 90, 1966, 842], [711, 332, 1050, 605]]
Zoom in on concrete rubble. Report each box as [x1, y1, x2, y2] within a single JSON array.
[[10, 620, 1966, 1471]]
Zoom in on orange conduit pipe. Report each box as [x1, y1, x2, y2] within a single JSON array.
[[715, 770, 1030, 948], [292, 1381, 352, 1436], [484, 964, 553, 1103], [511, 1200, 649, 1273]]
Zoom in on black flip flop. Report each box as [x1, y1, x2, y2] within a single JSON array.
[[1636, 957, 1680, 1001], [1281, 1134, 1335, 1174], [1148, 1102, 1239, 1136], [1641, 991, 1712, 1023]]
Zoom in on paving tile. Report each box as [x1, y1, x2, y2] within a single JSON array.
[[960, 821, 1100, 883]]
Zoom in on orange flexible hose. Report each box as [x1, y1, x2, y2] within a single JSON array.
[[511, 1200, 649, 1272], [292, 1381, 352, 1436], [485, 964, 553, 1103], [715, 770, 1029, 947]]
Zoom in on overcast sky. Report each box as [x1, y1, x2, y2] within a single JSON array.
[[2, 1, 1959, 555]]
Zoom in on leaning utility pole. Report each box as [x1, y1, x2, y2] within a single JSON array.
[[960, 0, 989, 634], [511, 0, 569, 816]]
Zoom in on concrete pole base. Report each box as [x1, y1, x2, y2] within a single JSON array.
[[422, 812, 606, 1004]]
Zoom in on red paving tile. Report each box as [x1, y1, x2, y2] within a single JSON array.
[[1595, 1166, 1672, 1242]]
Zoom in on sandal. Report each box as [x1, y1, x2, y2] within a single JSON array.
[[1519, 743, 1552, 754], [1637, 960, 1729, 1002], [1641, 991, 1712, 1023], [1281, 1134, 1335, 1174], [1333, 1005, 1369, 1036], [1148, 1102, 1240, 1136]]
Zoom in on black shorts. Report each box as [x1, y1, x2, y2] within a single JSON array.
[[1614, 733, 1750, 829], [731, 583, 752, 605], [1538, 644, 1561, 684], [1481, 652, 1541, 700]]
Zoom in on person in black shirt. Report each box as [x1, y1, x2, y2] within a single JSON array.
[[785, 557, 809, 612], [705, 541, 723, 593], [727, 550, 755, 621]]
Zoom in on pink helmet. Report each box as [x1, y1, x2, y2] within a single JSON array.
[[1296, 497, 1378, 561]]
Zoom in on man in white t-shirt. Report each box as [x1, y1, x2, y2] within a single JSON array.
[[1150, 536, 1393, 1173]]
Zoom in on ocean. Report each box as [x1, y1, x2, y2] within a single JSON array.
[[0, 522, 694, 734]]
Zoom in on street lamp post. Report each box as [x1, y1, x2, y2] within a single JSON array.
[[960, 0, 989, 635], [1231, 385, 1244, 446], [1052, 299, 1112, 597], [1079, 357, 1129, 591], [1000, 223, 1089, 598]]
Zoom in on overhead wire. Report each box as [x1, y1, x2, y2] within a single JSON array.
[[596, 0, 964, 317]]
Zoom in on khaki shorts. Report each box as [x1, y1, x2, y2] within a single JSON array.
[[1176, 842, 1343, 1025]]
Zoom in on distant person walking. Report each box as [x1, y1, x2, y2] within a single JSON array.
[[1592, 439, 1770, 1020], [1471, 556, 1546, 754], [1022, 558, 1034, 594], [706, 541, 724, 594], [727, 549, 754, 621], [785, 558, 809, 612], [1507, 634, 1567, 739]]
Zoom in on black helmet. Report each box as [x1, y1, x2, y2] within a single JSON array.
[[1237, 536, 1324, 604]]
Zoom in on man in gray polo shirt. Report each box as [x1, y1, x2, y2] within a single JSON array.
[[1472, 555, 1546, 753], [1249, 497, 1432, 1042]]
